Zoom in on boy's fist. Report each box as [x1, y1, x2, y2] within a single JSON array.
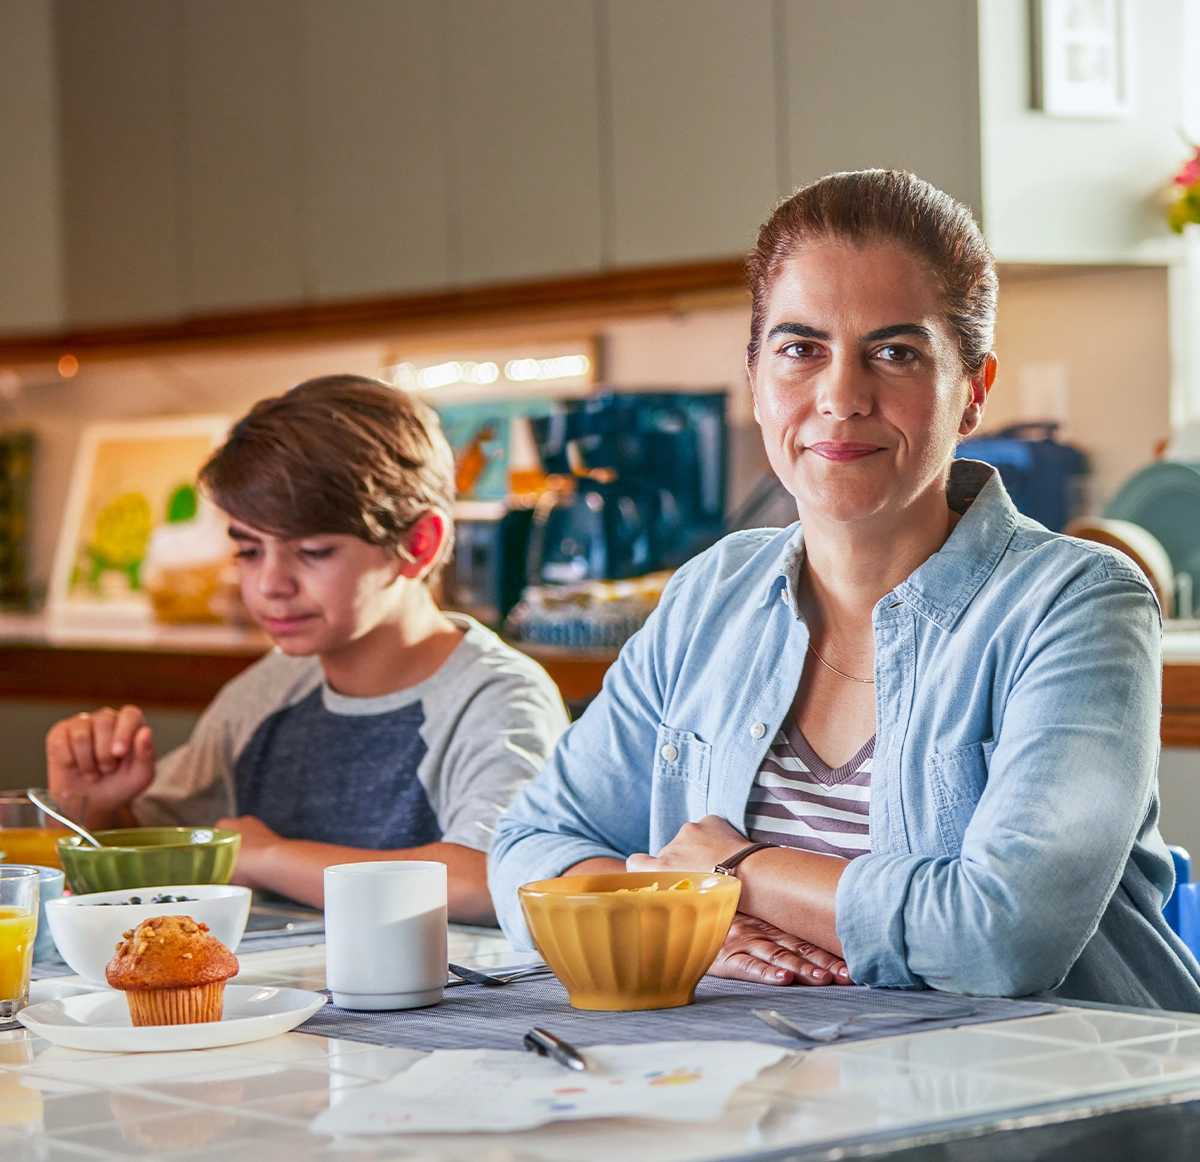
[[46, 705, 156, 824]]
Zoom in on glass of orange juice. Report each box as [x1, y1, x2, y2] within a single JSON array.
[[0, 867, 39, 1018], [0, 792, 87, 870]]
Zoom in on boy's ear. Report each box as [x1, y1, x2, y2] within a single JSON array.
[[398, 510, 447, 579]]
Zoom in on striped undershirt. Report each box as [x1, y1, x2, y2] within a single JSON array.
[[745, 717, 874, 859]]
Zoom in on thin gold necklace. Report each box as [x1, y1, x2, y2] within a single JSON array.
[[807, 643, 875, 684]]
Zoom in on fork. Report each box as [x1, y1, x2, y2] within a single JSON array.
[[447, 962, 553, 987], [752, 1006, 978, 1043]]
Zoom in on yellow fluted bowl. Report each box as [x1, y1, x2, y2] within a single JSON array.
[[518, 871, 741, 1010]]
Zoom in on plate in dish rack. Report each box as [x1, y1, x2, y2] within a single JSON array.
[[16, 985, 326, 1052]]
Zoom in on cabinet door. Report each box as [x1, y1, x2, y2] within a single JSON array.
[[443, 0, 603, 285], [300, 0, 449, 300], [782, 0, 982, 214], [606, 0, 778, 266], [179, 0, 307, 311], [55, 0, 181, 326]]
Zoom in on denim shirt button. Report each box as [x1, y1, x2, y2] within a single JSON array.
[[660, 743, 678, 762], [750, 722, 766, 740]]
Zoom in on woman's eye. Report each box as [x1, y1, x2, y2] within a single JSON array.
[[299, 547, 335, 561], [233, 548, 259, 561]]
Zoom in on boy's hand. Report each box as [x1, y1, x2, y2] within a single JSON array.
[[46, 706, 156, 821], [217, 815, 285, 888]]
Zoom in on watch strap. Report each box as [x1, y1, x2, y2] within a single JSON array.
[[712, 841, 775, 876]]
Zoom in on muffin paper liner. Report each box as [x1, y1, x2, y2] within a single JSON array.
[[125, 980, 226, 1026]]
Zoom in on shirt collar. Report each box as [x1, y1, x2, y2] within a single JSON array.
[[895, 460, 1019, 631], [762, 460, 1019, 630]]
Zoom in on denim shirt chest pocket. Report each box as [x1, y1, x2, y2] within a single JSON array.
[[928, 737, 996, 857], [650, 725, 712, 845]]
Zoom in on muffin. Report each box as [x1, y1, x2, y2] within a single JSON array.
[[106, 915, 239, 1026]]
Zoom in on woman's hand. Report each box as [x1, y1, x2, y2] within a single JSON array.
[[626, 814, 750, 875], [709, 913, 850, 986], [45, 706, 156, 829], [217, 815, 285, 889]]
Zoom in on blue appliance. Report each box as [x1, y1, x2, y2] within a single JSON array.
[[956, 422, 1087, 532], [529, 391, 726, 582]]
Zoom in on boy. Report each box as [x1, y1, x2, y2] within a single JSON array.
[[46, 376, 569, 924]]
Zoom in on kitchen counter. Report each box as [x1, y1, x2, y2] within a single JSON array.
[[8, 615, 1200, 743], [9, 931, 1200, 1159]]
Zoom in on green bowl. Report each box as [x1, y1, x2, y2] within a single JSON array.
[[56, 828, 241, 895]]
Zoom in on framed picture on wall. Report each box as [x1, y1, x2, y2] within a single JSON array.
[[1032, 0, 1134, 120], [48, 416, 230, 623]]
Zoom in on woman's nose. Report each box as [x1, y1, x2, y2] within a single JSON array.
[[816, 357, 873, 421]]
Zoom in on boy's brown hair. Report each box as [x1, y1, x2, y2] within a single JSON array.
[[200, 375, 456, 580]]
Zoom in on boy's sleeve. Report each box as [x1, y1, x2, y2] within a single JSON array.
[[431, 663, 570, 853], [132, 649, 317, 827], [132, 694, 239, 827]]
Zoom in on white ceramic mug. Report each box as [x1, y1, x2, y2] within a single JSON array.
[[324, 861, 447, 1010]]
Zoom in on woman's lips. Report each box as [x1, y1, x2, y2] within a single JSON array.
[[807, 441, 883, 463]]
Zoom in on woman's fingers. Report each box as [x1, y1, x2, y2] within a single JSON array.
[[710, 948, 798, 985], [625, 852, 655, 872]]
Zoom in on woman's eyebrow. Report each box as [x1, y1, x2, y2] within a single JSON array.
[[227, 526, 260, 542], [766, 322, 830, 341], [861, 323, 934, 342]]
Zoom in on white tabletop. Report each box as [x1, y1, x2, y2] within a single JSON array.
[[6, 931, 1200, 1160]]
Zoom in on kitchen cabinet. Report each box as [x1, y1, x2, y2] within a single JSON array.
[[445, 0, 604, 284], [9, 0, 1188, 337], [55, 0, 182, 326], [606, 0, 778, 266], [782, 0, 982, 213], [179, 0, 308, 312], [300, 0, 450, 300]]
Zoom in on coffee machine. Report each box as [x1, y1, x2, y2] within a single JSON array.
[[527, 391, 726, 584]]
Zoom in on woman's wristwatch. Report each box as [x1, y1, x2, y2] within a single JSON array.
[[713, 841, 776, 877]]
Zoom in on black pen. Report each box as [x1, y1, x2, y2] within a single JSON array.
[[523, 1026, 587, 1071]]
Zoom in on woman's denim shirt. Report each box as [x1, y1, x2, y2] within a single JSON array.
[[491, 462, 1200, 1010]]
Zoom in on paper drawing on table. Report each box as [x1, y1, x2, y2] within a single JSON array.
[[312, 1040, 790, 1134]]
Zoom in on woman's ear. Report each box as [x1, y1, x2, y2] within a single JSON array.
[[959, 353, 997, 437], [398, 510, 447, 579]]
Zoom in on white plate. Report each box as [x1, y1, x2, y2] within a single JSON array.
[[16, 985, 326, 1052]]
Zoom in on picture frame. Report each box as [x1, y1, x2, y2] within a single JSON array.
[[48, 416, 230, 623], [1031, 0, 1134, 120]]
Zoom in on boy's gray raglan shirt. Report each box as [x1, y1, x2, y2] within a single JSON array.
[[133, 615, 570, 853]]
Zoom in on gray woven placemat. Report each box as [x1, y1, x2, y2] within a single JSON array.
[[297, 973, 1058, 1051]]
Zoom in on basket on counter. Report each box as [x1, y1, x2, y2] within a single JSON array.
[[505, 571, 672, 651]]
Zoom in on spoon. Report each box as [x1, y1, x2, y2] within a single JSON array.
[[26, 788, 104, 848]]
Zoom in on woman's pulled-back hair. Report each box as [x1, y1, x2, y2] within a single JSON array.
[[200, 375, 456, 581], [746, 170, 997, 375]]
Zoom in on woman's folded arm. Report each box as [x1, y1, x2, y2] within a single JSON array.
[[838, 572, 1163, 995]]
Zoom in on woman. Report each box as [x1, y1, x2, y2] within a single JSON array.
[[490, 170, 1200, 1009]]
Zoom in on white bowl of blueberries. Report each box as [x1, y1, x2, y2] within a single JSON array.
[[45, 883, 252, 986]]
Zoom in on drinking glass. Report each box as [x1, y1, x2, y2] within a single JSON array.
[[0, 791, 88, 870], [0, 866, 40, 1018]]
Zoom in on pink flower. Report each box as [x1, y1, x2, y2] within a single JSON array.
[[1175, 148, 1200, 188]]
